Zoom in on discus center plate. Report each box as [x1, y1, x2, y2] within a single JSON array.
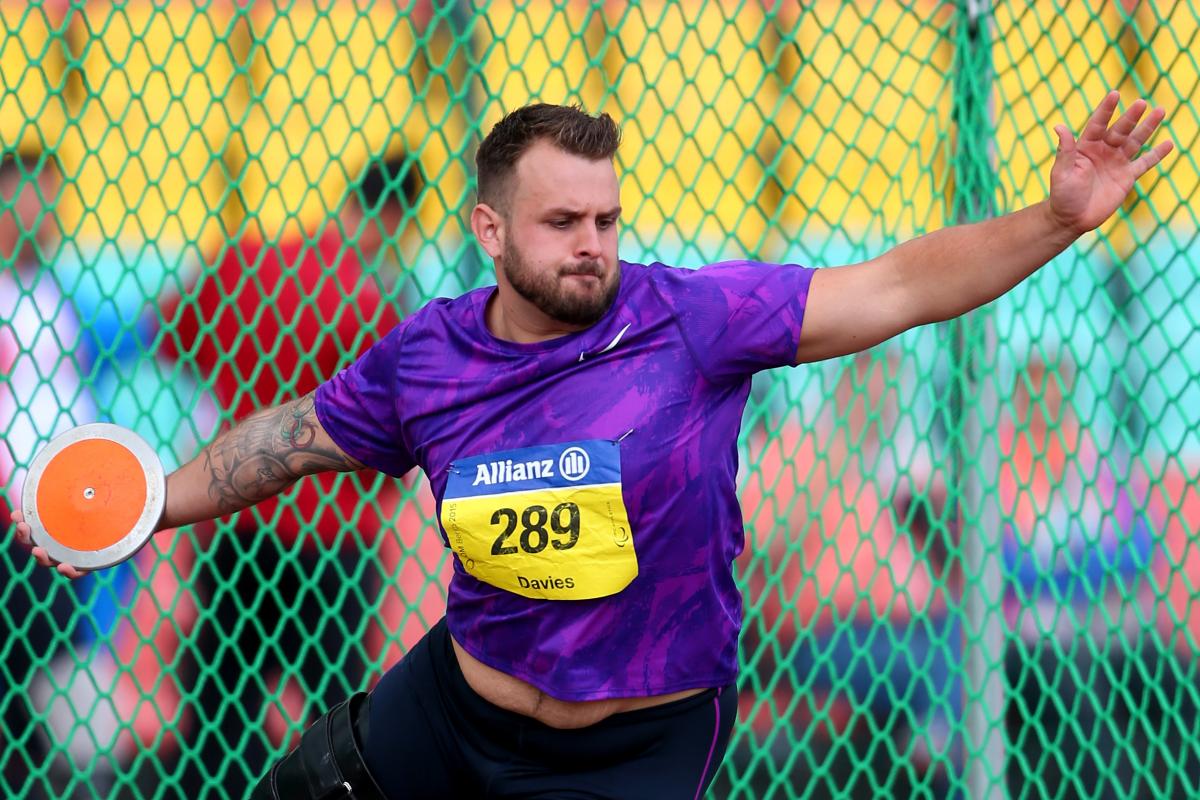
[[21, 423, 165, 570]]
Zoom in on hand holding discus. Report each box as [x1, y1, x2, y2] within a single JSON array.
[[10, 423, 166, 579]]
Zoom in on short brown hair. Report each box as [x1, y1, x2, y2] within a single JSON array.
[[476, 103, 621, 210]]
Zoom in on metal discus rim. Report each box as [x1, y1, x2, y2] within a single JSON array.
[[20, 423, 165, 570]]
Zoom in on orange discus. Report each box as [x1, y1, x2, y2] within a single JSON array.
[[20, 423, 165, 570]]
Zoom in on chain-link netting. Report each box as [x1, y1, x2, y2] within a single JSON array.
[[2, 1, 1197, 798]]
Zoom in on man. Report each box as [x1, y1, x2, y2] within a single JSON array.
[[13, 95, 1172, 798]]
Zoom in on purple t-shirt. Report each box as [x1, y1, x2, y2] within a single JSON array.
[[315, 260, 814, 700]]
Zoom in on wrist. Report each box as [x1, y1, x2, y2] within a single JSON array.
[[1038, 199, 1088, 245], [154, 469, 193, 533], [153, 471, 175, 533], [154, 505, 176, 534]]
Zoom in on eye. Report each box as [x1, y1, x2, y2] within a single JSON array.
[[597, 217, 616, 230], [549, 219, 571, 229]]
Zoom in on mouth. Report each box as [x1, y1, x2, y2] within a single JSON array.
[[561, 271, 602, 287]]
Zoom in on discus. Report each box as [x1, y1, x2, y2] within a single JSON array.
[[20, 423, 165, 570]]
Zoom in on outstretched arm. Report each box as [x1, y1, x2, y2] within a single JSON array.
[[13, 390, 363, 577], [795, 91, 1174, 364]]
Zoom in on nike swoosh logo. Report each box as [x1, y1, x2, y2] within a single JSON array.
[[579, 322, 632, 362]]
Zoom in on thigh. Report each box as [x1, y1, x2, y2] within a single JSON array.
[[508, 684, 739, 800], [361, 628, 476, 800], [602, 686, 738, 800]]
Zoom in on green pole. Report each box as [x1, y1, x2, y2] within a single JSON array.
[[951, 1, 1006, 796]]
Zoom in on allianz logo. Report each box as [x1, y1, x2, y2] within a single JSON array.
[[471, 446, 591, 486]]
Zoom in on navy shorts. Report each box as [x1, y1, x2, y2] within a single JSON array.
[[362, 618, 737, 799]]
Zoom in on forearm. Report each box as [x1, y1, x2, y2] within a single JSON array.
[[156, 392, 362, 531], [893, 200, 1081, 326]]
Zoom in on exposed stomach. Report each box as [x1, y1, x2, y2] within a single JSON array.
[[450, 635, 708, 729]]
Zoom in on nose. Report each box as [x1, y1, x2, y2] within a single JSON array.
[[575, 221, 603, 260]]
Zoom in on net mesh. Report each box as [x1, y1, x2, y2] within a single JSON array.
[[2, 1, 1197, 798]]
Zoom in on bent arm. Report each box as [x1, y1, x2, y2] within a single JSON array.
[[795, 200, 1075, 363], [157, 391, 363, 530]]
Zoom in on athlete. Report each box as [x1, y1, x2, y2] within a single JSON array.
[[11, 94, 1172, 798]]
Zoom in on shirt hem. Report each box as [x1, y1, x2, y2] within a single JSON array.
[[450, 627, 737, 702]]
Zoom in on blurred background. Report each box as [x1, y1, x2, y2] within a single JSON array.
[[1, 1, 1197, 798]]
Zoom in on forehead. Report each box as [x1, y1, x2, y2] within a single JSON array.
[[509, 140, 619, 213]]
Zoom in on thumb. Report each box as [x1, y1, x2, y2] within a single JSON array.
[[1055, 125, 1077, 156]]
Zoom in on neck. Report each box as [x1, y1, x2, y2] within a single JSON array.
[[485, 286, 587, 344]]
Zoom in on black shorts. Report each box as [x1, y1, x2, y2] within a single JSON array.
[[362, 618, 737, 799]]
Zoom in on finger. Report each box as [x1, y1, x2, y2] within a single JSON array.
[[1104, 98, 1148, 146], [10, 509, 22, 524], [56, 562, 87, 580], [1123, 106, 1167, 157], [31, 546, 55, 568], [1081, 90, 1121, 141], [14, 521, 32, 547], [1131, 138, 1175, 177], [1055, 124, 1077, 155]]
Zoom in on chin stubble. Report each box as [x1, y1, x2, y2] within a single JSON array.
[[503, 244, 620, 326]]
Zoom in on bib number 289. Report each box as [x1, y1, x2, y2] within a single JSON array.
[[441, 439, 636, 600], [490, 502, 580, 555]]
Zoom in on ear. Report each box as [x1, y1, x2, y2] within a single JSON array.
[[471, 203, 505, 259]]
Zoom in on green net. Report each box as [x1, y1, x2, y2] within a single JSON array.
[[2, 1, 1197, 798]]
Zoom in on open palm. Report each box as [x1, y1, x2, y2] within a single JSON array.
[[1049, 91, 1174, 234]]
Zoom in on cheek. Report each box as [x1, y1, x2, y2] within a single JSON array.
[[527, 225, 565, 252], [602, 228, 620, 261], [513, 228, 563, 265]]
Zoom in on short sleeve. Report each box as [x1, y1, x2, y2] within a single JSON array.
[[314, 320, 416, 477], [649, 260, 815, 383]]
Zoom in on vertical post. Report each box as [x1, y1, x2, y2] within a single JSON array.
[[1108, 3, 1145, 455], [951, 1, 1006, 797]]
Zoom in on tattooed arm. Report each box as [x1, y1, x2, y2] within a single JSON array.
[[156, 391, 364, 531], [12, 392, 362, 577]]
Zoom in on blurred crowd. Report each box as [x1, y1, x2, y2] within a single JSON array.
[[2, 1, 1199, 798], [731, 351, 1199, 797], [0, 144, 454, 798]]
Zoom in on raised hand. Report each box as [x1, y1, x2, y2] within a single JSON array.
[[1048, 91, 1174, 235]]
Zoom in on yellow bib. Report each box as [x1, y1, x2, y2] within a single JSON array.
[[440, 439, 637, 600]]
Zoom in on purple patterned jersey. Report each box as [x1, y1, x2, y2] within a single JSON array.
[[315, 260, 814, 700]]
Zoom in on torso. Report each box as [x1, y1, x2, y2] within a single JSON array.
[[401, 268, 749, 703], [450, 635, 708, 729], [315, 262, 810, 702]]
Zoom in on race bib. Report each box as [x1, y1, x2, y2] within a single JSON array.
[[441, 439, 637, 600]]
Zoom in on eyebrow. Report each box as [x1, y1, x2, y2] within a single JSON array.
[[544, 206, 622, 219]]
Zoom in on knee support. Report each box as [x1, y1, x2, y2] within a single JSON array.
[[249, 691, 387, 800]]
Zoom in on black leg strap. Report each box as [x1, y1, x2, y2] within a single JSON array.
[[249, 692, 388, 800], [299, 698, 347, 797], [331, 693, 387, 800]]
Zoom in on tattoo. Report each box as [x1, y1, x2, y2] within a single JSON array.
[[282, 396, 318, 449], [202, 392, 364, 515]]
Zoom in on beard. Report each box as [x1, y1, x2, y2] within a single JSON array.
[[501, 238, 620, 326]]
